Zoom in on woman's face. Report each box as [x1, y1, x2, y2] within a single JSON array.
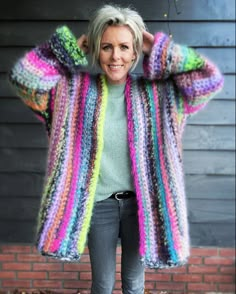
[[99, 25, 136, 85]]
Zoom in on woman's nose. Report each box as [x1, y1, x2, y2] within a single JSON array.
[[111, 48, 120, 60]]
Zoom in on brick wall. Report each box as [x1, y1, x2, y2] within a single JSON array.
[[0, 245, 235, 294]]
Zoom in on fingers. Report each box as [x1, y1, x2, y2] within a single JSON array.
[[142, 30, 154, 55], [77, 34, 89, 54], [143, 30, 154, 44]]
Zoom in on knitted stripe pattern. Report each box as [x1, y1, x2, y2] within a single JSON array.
[[9, 26, 224, 268]]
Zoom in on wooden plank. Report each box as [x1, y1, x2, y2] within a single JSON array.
[[0, 197, 41, 220], [0, 220, 36, 243], [0, 0, 234, 20], [0, 149, 47, 173], [183, 125, 235, 150], [0, 124, 48, 148], [196, 48, 235, 74], [0, 21, 235, 47], [213, 75, 235, 100], [188, 199, 235, 223], [190, 223, 235, 247], [0, 173, 44, 198], [147, 22, 236, 47], [183, 150, 235, 175], [0, 97, 40, 123], [187, 100, 235, 125], [1, 124, 234, 151], [185, 175, 235, 200]]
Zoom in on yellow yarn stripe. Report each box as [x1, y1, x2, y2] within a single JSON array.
[[77, 74, 108, 254]]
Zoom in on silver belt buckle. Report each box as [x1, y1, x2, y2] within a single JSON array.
[[114, 192, 124, 200]]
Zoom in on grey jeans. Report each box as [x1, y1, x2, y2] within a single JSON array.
[[87, 196, 145, 294]]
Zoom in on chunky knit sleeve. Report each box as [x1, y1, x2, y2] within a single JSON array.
[[9, 26, 87, 124], [143, 32, 224, 115]]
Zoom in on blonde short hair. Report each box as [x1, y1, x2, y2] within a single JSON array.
[[87, 4, 146, 71]]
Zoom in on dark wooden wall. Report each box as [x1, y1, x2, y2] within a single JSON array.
[[0, 0, 235, 246]]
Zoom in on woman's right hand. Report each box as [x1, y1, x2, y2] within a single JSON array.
[[77, 34, 89, 54]]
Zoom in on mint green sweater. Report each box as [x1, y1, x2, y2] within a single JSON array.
[[95, 82, 134, 202]]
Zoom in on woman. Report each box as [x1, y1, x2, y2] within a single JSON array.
[[9, 4, 223, 294]]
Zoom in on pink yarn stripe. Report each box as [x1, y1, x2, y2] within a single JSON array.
[[50, 74, 90, 251], [46, 79, 68, 174], [152, 84, 182, 253], [39, 79, 69, 248], [26, 51, 59, 75], [125, 77, 146, 257]]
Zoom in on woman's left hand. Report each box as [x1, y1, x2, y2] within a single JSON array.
[[142, 30, 154, 56]]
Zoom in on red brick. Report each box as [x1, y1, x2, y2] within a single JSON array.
[[145, 273, 171, 281], [1, 245, 31, 254], [64, 280, 91, 288], [188, 265, 218, 273], [64, 263, 91, 271], [188, 257, 203, 264], [204, 257, 234, 265], [155, 282, 185, 291], [32, 246, 39, 253], [188, 283, 217, 291], [49, 271, 78, 279], [33, 280, 62, 288], [33, 262, 62, 271], [2, 280, 31, 288], [79, 255, 91, 263], [116, 263, 121, 272], [48, 257, 63, 263], [191, 247, 218, 257], [17, 253, 47, 262], [116, 247, 122, 254], [143, 282, 155, 289], [173, 274, 202, 282], [0, 271, 15, 279], [0, 254, 15, 261], [54, 290, 82, 294], [80, 272, 92, 280], [218, 283, 236, 291], [145, 268, 156, 273], [2, 262, 31, 271], [158, 266, 187, 273], [18, 271, 47, 279], [204, 274, 234, 283], [219, 248, 236, 257], [220, 266, 236, 274], [84, 247, 89, 254], [114, 281, 122, 289]]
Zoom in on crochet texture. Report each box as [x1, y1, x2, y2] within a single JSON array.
[[9, 26, 224, 268]]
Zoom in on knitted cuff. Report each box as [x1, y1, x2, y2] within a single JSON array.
[[143, 32, 171, 79], [144, 32, 205, 80], [49, 26, 88, 72]]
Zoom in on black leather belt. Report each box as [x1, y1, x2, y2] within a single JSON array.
[[109, 191, 136, 200]]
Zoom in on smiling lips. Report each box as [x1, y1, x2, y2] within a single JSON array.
[[109, 65, 124, 70]]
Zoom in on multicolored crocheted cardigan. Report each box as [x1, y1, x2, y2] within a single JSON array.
[[9, 26, 223, 268]]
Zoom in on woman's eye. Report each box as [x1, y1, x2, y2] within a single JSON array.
[[121, 45, 129, 50], [102, 45, 111, 51]]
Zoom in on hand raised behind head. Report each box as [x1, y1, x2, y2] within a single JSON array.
[[77, 34, 89, 54], [142, 30, 154, 56]]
